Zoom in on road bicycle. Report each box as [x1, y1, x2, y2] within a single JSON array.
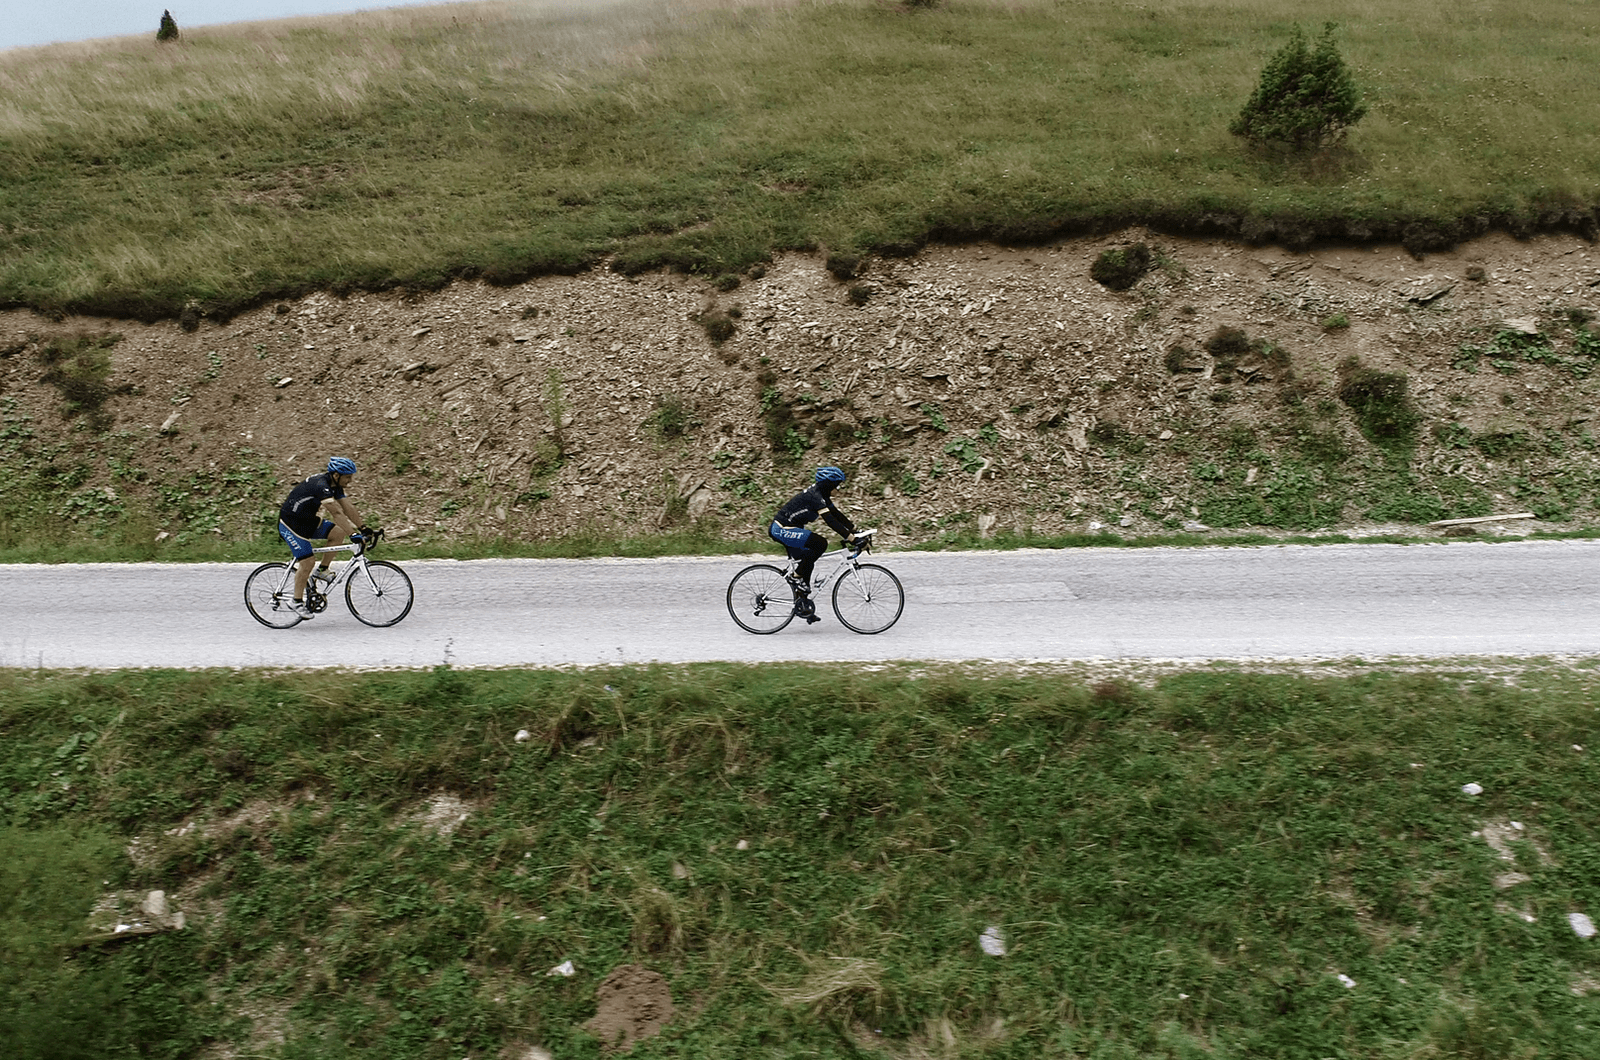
[[244, 528, 414, 629], [726, 528, 904, 635]]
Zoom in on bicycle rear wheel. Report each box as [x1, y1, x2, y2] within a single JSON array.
[[244, 562, 303, 628], [345, 560, 415, 627], [726, 563, 798, 634], [831, 563, 904, 634]]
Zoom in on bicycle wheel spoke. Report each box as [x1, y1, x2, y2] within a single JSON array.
[[243, 562, 303, 629], [726, 564, 797, 634], [832, 563, 905, 634], [345, 560, 415, 627]]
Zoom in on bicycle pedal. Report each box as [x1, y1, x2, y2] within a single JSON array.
[[804, 614, 822, 625]]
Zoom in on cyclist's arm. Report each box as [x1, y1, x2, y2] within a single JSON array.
[[322, 496, 359, 536], [819, 504, 856, 539]]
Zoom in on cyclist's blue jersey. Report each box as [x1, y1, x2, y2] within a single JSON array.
[[279, 473, 345, 537], [772, 485, 854, 538]]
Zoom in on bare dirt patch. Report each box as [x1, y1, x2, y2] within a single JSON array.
[[581, 963, 674, 1052]]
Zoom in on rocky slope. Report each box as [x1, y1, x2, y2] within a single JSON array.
[[3, 230, 1599, 553]]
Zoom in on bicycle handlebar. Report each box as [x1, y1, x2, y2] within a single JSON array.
[[353, 526, 383, 554]]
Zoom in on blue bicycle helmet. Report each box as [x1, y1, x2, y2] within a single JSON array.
[[815, 466, 847, 486], [327, 456, 357, 476]]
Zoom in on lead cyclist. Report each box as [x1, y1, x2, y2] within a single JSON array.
[[275, 456, 370, 619], [767, 465, 862, 623]]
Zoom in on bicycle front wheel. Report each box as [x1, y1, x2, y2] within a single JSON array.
[[345, 560, 415, 627], [244, 562, 303, 629], [726, 564, 797, 634], [832, 563, 904, 634]]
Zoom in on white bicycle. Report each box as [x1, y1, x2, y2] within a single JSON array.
[[726, 528, 904, 635], [244, 529, 414, 628]]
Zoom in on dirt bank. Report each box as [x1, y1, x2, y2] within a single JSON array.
[[3, 230, 1598, 553]]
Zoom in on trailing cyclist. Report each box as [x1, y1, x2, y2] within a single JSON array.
[[769, 465, 860, 623], [276, 456, 370, 619]]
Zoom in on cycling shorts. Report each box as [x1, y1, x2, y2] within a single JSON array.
[[769, 521, 821, 556], [279, 519, 335, 560]]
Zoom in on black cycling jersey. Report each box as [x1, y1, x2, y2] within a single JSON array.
[[278, 473, 346, 536], [772, 484, 855, 539]]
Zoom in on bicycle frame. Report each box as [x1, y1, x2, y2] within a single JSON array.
[[782, 529, 877, 591], [271, 538, 377, 604]]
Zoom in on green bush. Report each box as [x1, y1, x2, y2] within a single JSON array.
[[1336, 358, 1419, 445], [36, 333, 125, 431], [1230, 23, 1366, 151], [155, 9, 179, 43], [699, 309, 736, 344], [1089, 243, 1153, 291], [646, 394, 699, 438]]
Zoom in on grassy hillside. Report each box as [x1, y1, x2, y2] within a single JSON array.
[[5, 663, 1600, 1058], [2, 0, 1598, 321]]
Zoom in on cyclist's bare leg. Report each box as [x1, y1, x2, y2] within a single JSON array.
[[316, 524, 349, 579], [293, 555, 315, 600]]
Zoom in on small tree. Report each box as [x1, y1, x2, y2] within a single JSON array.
[[1230, 23, 1365, 151], [156, 10, 180, 43]]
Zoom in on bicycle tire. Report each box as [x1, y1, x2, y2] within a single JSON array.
[[345, 559, 415, 627], [244, 562, 304, 629], [726, 563, 799, 634], [831, 563, 904, 634]]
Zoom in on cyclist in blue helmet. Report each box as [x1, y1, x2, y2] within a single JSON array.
[[769, 465, 859, 623], [275, 456, 368, 619]]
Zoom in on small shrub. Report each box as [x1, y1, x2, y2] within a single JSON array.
[[823, 419, 855, 446], [387, 433, 415, 474], [825, 253, 861, 280], [1204, 326, 1252, 360], [1465, 266, 1486, 282], [1163, 345, 1191, 374], [748, 264, 767, 279], [1322, 313, 1350, 330], [713, 273, 741, 292], [1230, 23, 1366, 151], [1090, 243, 1154, 291], [1258, 341, 1292, 373], [847, 284, 872, 306], [1336, 358, 1419, 445], [1088, 417, 1125, 444], [520, 305, 540, 319], [699, 310, 736, 344], [36, 333, 126, 431], [156, 9, 179, 42], [647, 394, 699, 439]]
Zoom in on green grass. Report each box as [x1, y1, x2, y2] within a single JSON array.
[[2, 0, 1599, 318], [5, 663, 1600, 1058]]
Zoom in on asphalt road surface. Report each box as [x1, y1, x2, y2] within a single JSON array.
[[3, 540, 1598, 669]]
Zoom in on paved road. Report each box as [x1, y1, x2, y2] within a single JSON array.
[[3, 540, 1598, 669]]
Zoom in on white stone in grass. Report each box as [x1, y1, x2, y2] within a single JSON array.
[[1337, 974, 1356, 989], [1461, 782, 1484, 796], [547, 959, 576, 977], [1570, 913, 1597, 939], [979, 926, 1007, 957], [514, 729, 531, 743]]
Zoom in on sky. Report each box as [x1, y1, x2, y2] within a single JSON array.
[[2, 0, 454, 52]]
